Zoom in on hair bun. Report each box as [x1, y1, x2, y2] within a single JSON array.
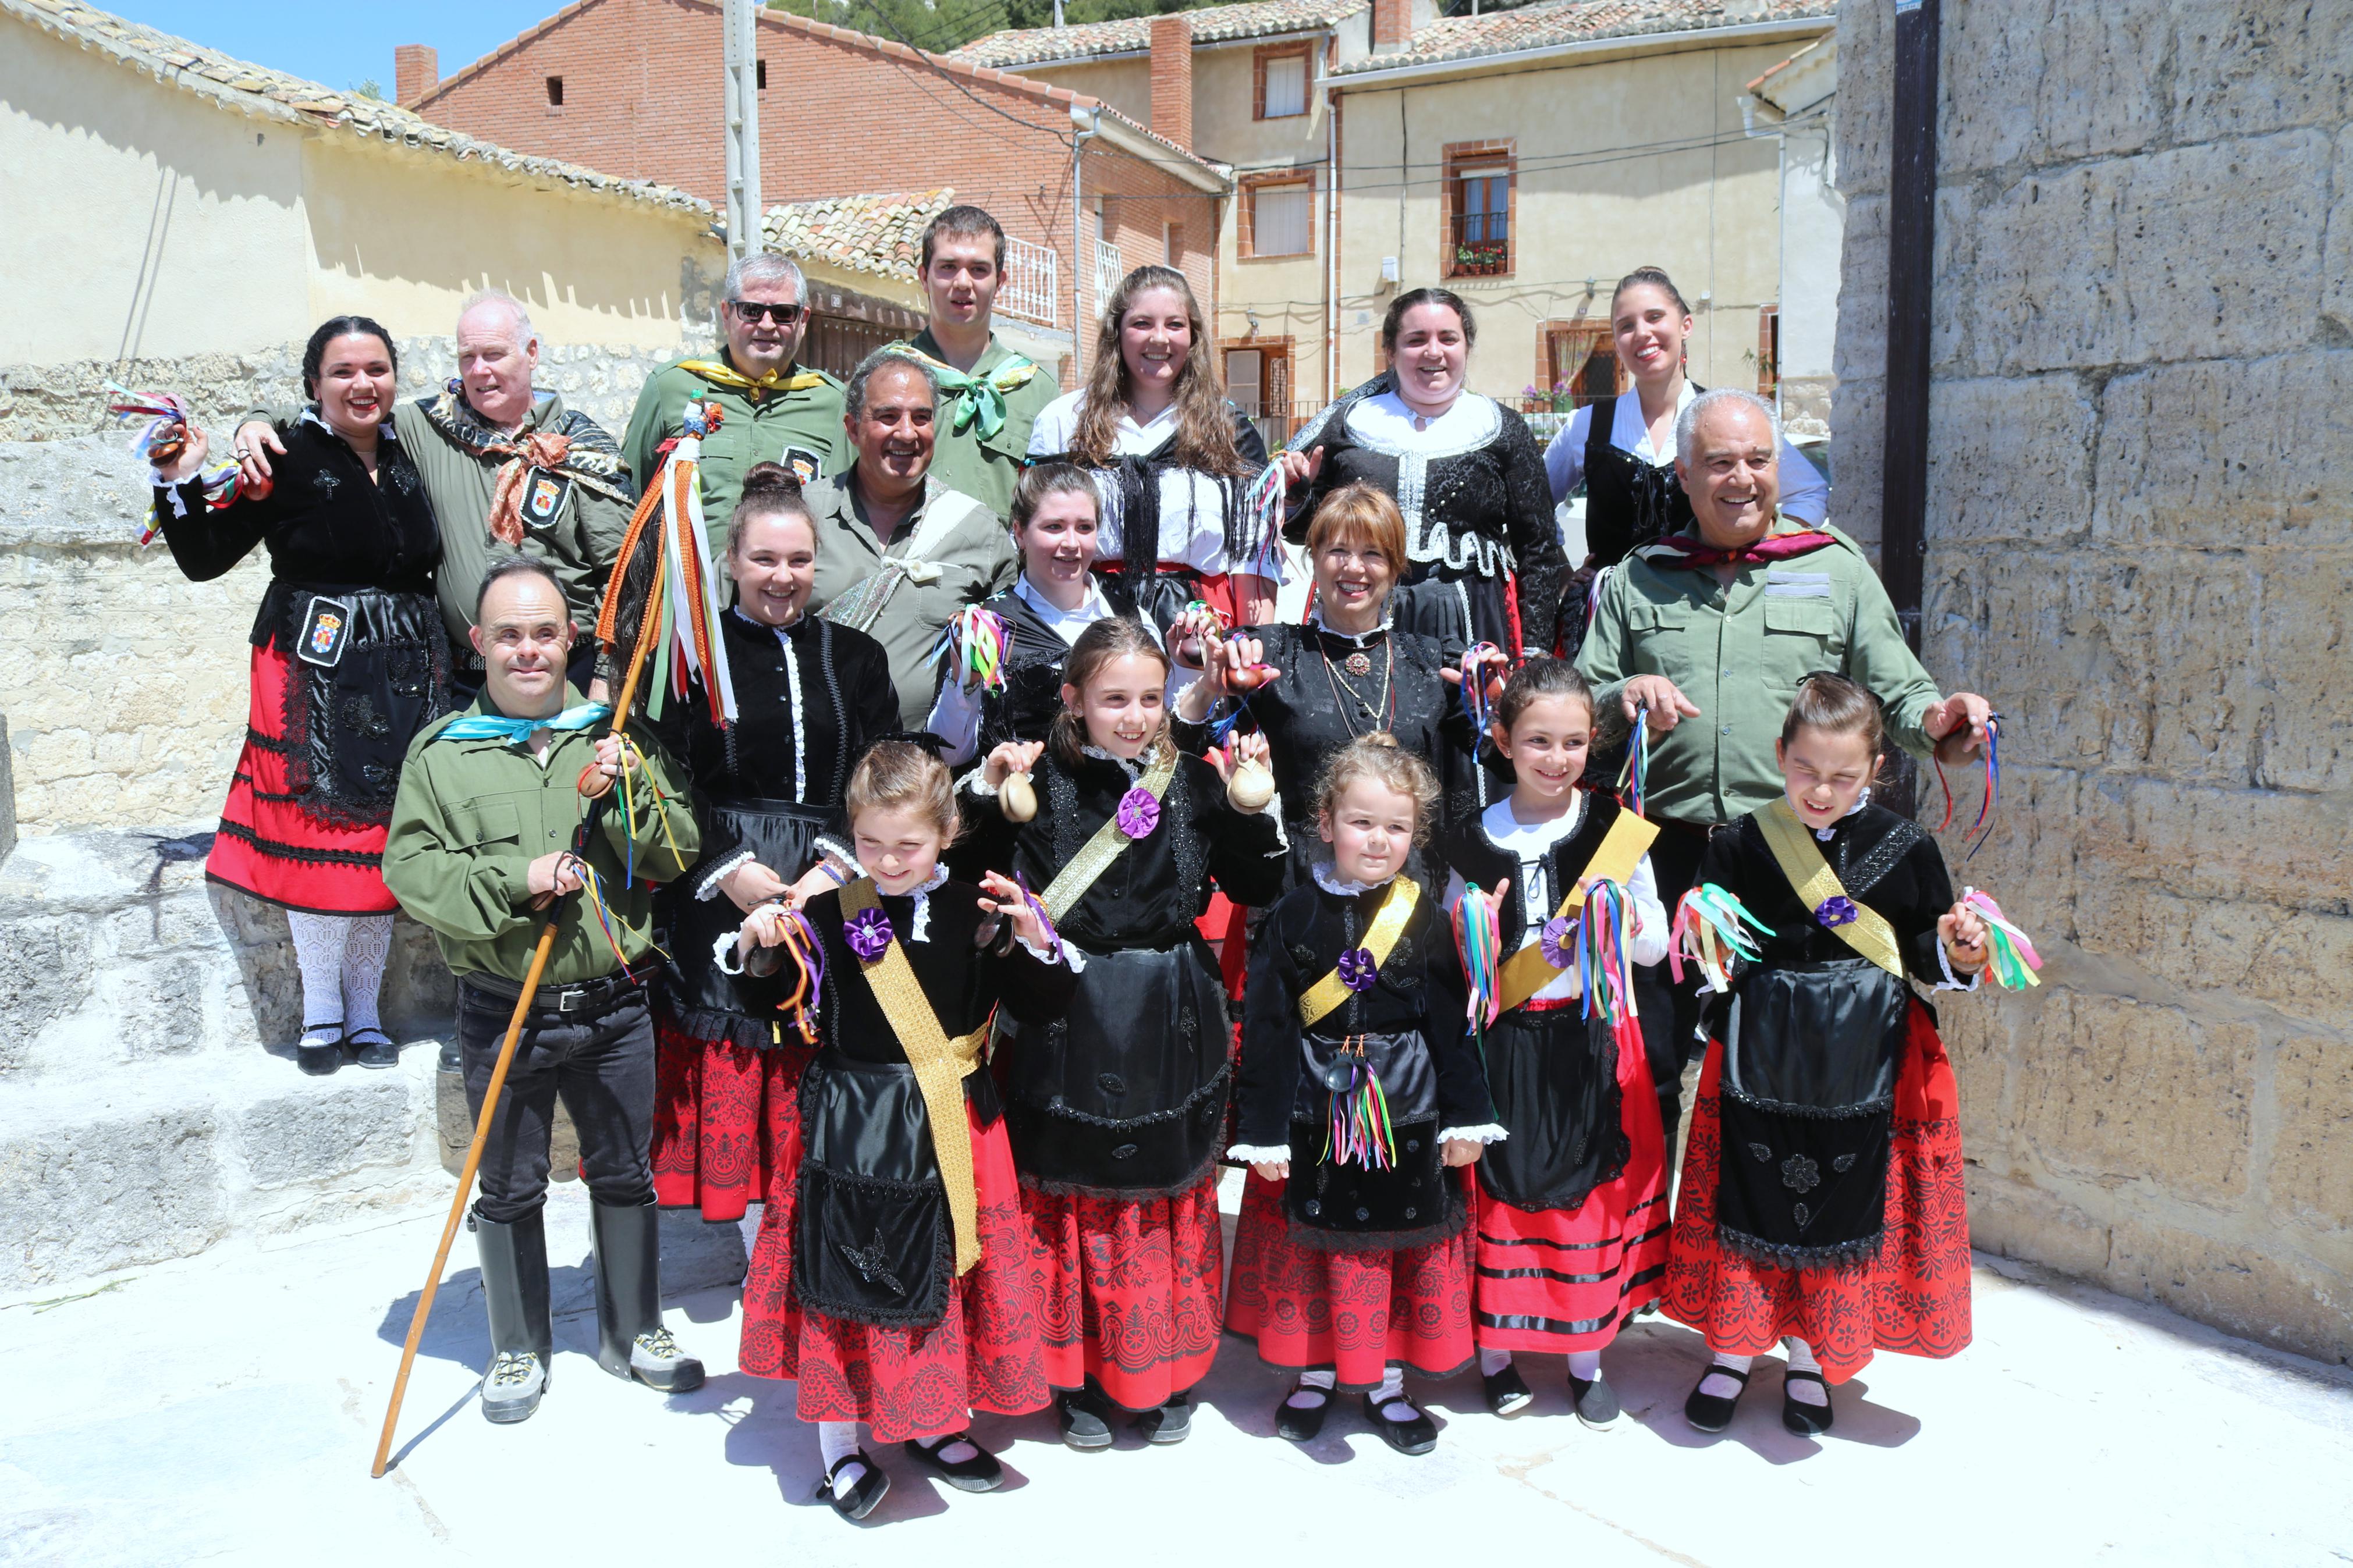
[[739, 461, 803, 499]]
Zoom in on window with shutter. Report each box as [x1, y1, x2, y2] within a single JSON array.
[[1251, 183, 1313, 258]]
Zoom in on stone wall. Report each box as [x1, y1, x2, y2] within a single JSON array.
[[1831, 0, 2351, 1363]]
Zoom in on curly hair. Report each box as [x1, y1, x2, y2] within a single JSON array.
[[1314, 734, 1440, 846]]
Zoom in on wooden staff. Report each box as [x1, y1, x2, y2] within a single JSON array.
[[371, 491, 672, 1479]]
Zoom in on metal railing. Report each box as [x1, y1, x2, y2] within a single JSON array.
[[1000, 235, 1057, 328], [1095, 238, 1124, 308]]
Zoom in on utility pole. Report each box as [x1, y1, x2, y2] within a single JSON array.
[[723, 0, 762, 261]]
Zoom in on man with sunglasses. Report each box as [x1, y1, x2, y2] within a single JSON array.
[[622, 253, 849, 531]]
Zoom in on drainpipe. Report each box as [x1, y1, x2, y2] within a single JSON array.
[[1071, 102, 1102, 374], [1879, 0, 1940, 652]]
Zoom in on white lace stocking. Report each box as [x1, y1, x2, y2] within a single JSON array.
[[287, 911, 350, 1047], [340, 915, 394, 1038]]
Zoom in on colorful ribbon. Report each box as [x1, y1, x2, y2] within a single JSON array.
[[1934, 712, 2003, 863], [1616, 701, 1651, 817], [1962, 886, 2042, 990], [1458, 643, 1503, 735], [1013, 872, 1063, 966], [108, 382, 245, 545], [1322, 1037, 1397, 1171], [1575, 879, 1640, 1025], [769, 906, 825, 1045], [1452, 882, 1504, 1036], [932, 605, 1010, 693], [1669, 882, 1775, 993]]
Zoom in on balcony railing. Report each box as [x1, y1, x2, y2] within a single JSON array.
[[1095, 237, 1124, 308], [999, 235, 1057, 328]]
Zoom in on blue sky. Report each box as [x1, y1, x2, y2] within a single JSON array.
[[101, 2, 570, 95]]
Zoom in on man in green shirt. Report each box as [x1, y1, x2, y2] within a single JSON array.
[[885, 205, 1059, 520], [382, 558, 705, 1425], [1578, 387, 1992, 1142], [808, 351, 1016, 729], [621, 253, 849, 531], [229, 289, 637, 698]]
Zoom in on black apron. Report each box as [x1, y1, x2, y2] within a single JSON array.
[[1282, 1025, 1465, 1252]]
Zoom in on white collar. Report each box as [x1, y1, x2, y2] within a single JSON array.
[[1614, 379, 1698, 466], [868, 864, 951, 943], [1482, 790, 1585, 851], [1312, 863, 1396, 897], [1080, 743, 1145, 780], [302, 407, 398, 443], [1811, 787, 1872, 841], [1309, 606, 1394, 646], [1014, 574, 1108, 628]]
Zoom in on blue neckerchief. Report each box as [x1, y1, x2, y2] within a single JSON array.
[[437, 702, 611, 746]]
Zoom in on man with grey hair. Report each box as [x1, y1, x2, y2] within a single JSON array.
[[805, 349, 1012, 727], [232, 288, 636, 699], [1577, 386, 1995, 1146], [622, 252, 847, 529]]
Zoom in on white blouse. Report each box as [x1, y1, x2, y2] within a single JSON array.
[[1442, 794, 1669, 1006], [1542, 379, 1829, 524], [1027, 390, 1270, 578]]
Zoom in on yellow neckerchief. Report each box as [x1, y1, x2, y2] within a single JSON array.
[[1298, 876, 1423, 1028], [1495, 808, 1660, 1013], [1036, 748, 1180, 922], [836, 877, 992, 1275], [676, 359, 831, 401], [1753, 797, 1907, 979]]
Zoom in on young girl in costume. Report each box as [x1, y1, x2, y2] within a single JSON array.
[[1440, 658, 1669, 1427], [1226, 735, 1500, 1454], [1665, 674, 1987, 1437], [963, 617, 1287, 1448], [729, 740, 1077, 1521]]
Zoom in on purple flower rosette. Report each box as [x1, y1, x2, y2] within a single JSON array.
[[844, 905, 894, 961], [1816, 895, 1860, 929], [1115, 785, 1160, 840], [1539, 915, 1577, 969], [1337, 947, 1378, 992]]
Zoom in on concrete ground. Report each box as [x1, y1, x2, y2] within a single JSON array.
[[4, 1171, 2349, 1568]]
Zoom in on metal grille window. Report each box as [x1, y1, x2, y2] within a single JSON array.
[[1450, 163, 1510, 277], [1252, 182, 1313, 258], [1000, 234, 1057, 326]]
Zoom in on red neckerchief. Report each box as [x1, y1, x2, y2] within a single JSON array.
[[1637, 528, 1837, 569]]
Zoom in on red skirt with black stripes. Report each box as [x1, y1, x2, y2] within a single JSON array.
[[208, 644, 398, 914]]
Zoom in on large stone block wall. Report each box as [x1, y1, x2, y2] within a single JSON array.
[[1831, 0, 2351, 1363]]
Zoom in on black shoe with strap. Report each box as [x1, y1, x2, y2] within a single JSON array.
[[1362, 1391, 1438, 1455], [1781, 1368, 1834, 1436], [346, 1027, 399, 1069], [1275, 1382, 1331, 1442], [1483, 1362, 1534, 1417], [820, 1451, 889, 1521], [903, 1432, 1003, 1491], [1137, 1390, 1193, 1444], [1684, 1363, 1751, 1432], [296, 1027, 344, 1076]]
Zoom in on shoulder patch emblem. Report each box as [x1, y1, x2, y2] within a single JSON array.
[[519, 470, 572, 530]]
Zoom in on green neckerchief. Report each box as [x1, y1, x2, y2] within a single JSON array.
[[883, 342, 1039, 440]]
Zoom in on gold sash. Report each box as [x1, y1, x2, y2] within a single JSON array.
[[837, 879, 992, 1275], [1754, 798, 1907, 979], [1298, 877, 1423, 1028], [1495, 809, 1660, 1014], [1036, 749, 1180, 923]]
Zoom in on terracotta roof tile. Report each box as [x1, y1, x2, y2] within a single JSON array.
[[761, 189, 956, 285], [951, 0, 1368, 69], [1331, 0, 1831, 74]]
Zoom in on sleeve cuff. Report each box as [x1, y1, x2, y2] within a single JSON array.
[[712, 929, 748, 976], [693, 848, 756, 902], [1014, 929, 1086, 972], [1438, 1124, 1509, 1146], [1226, 1143, 1290, 1164], [957, 764, 999, 799], [1936, 943, 1983, 993], [811, 837, 858, 878]]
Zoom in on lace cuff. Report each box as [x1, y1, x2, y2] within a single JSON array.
[[693, 848, 757, 903], [957, 764, 999, 798], [811, 837, 858, 880], [1015, 930, 1087, 972], [1438, 1124, 1509, 1146], [1936, 944, 1983, 993], [712, 930, 748, 976], [1227, 1143, 1290, 1165]]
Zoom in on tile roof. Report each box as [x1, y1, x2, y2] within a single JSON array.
[[1332, 0, 1832, 74], [4, 0, 709, 216], [950, 0, 1368, 69], [762, 190, 955, 285]]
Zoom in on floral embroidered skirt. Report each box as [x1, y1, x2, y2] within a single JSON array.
[[1027, 1169, 1225, 1411]]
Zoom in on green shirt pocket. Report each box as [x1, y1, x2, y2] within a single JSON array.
[[1761, 593, 1847, 695], [1626, 599, 1706, 687], [447, 797, 523, 850]]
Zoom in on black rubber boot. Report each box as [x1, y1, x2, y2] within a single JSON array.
[[589, 1200, 705, 1392], [470, 1206, 552, 1423]]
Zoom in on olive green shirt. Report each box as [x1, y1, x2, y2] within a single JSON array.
[[899, 329, 1059, 521], [382, 688, 702, 986], [804, 470, 1016, 730], [620, 353, 849, 537], [1577, 519, 1943, 827]]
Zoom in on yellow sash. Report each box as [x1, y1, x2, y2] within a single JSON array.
[[1495, 809, 1660, 1014], [676, 360, 831, 400], [1037, 749, 1179, 923], [837, 879, 991, 1275], [1754, 798, 1907, 979], [1298, 877, 1424, 1028]]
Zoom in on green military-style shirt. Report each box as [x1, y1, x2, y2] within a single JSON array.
[[620, 352, 849, 537], [382, 688, 702, 986], [896, 329, 1059, 521], [1577, 518, 1943, 827]]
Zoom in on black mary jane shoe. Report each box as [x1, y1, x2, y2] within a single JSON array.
[[1362, 1391, 1438, 1456], [1780, 1369, 1834, 1437], [1136, 1391, 1193, 1445], [346, 1028, 400, 1069], [1684, 1364, 1751, 1433], [1274, 1384, 1332, 1442], [819, 1450, 890, 1521], [903, 1432, 1003, 1492], [1483, 1363, 1534, 1417], [1057, 1388, 1115, 1451], [1567, 1371, 1621, 1429], [296, 1031, 345, 1076]]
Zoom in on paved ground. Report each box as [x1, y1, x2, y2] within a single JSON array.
[[5, 1172, 2349, 1568]]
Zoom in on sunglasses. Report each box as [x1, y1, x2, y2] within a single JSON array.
[[732, 300, 807, 325]]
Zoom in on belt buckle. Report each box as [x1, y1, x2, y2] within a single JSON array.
[[556, 984, 588, 1013]]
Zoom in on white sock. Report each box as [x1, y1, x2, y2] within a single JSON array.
[[1286, 1369, 1336, 1408], [339, 915, 394, 1037], [287, 912, 350, 1046], [1373, 1367, 1414, 1419], [914, 1423, 981, 1465], [1698, 1352, 1752, 1402], [1784, 1338, 1829, 1406], [818, 1421, 867, 1496], [1478, 1347, 1513, 1377], [1566, 1350, 1602, 1382]]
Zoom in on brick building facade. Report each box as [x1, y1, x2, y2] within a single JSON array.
[[404, 0, 1229, 377]]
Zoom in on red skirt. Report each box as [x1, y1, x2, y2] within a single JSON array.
[[1028, 1170, 1224, 1410], [738, 1103, 1052, 1441], [1663, 999, 1973, 1383], [1474, 1011, 1671, 1353], [210, 643, 397, 914], [1223, 1170, 1476, 1391], [649, 1015, 813, 1222]]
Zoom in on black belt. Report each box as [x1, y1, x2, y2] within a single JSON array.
[[461, 968, 644, 1016]]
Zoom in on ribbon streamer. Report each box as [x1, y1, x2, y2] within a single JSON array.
[[1961, 886, 2042, 991], [1458, 643, 1503, 736], [1934, 713, 2003, 863], [932, 605, 1010, 693], [1322, 1037, 1397, 1171], [1012, 872, 1063, 966], [1452, 882, 1504, 1035], [769, 907, 825, 1044], [1616, 702, 1651, 817], [107, 382, 245, 545], [641, 403, 739, 728], [1575, 879, 1640, 1025], [1669, 882, 1775, 994]]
